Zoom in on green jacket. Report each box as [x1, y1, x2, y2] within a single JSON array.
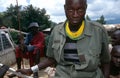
[[46, 20, 111, 78]]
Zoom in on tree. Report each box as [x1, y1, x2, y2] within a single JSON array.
[[20, 5, 51, 32], [0, 12, 4, 25], [2, 4, 22, 29], [1, 4, 52, 32], [86, 15, 91, 21], [96, 15, 106, 24]]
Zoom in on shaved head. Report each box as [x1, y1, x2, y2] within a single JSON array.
[[65, 0, 87, 5], [64, 0, 87, 27], [111, 45, 120, 54]]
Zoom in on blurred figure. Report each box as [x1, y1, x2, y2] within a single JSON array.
[[14, 22, 45, 78], [111, 28, 120, 46], [109, 28, 120, 53], [0, 65, 9, 78], [109, 45, 120, 78]]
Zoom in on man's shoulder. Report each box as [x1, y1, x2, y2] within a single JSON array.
[[38, 31, 44, 34], [87, 20, 106, 31], [52, 22, 64, 31], [38, 31, 44, 36], [88, 21, 103, 28]]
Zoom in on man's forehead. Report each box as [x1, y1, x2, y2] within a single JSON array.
[[113, 46, 120, 54], [112, 30, 120, 37], [65, 0, 86, 2], [65, 0, 86, 4], [73, 0, 79, 3]]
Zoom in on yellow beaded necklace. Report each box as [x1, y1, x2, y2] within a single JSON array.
[[65, 21, 85, 40]]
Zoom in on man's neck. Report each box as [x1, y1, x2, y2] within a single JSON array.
[[69, 23, 82, 32]]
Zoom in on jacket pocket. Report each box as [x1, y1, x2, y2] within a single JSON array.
[[52, 43, 60, 50], [88, 48, 100, 57], [52, 43, 60, 62]]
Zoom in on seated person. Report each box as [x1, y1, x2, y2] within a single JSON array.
[[109, 45, 120, 78], [15, 22, 45, 77]]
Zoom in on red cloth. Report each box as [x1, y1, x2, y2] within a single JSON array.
[[15, 32, 45, 66]]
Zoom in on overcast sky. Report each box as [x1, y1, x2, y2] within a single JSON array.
[[0, 0, 120, 23]]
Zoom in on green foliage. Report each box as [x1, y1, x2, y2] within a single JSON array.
[[9, 31, 19, 44], [86, 15, 91, 21], [0, 4, 52, 32], [0, 12, 4, 25], [96, 15, 106, 24]]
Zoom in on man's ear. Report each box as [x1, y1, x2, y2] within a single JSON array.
[[86, 4, 87, 9], [64, 4, 66, 10]]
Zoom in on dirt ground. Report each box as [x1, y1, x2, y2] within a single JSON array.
[[4, 58, 49, 78]]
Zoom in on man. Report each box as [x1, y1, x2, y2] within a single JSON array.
[[15, 22, 45, 78], [17, 0, 110, 78], [109, 45, 120, 78], [111, 29, 120, 46], [109, 28, 120, 53]]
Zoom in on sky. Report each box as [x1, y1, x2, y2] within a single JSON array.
[[0, 0, 120, 23]]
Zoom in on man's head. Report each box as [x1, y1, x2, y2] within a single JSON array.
[[64, 0, 87, 26], [111, 29, 120, 46], [28, 22, 39, 34], [111, 45, 120, 67]]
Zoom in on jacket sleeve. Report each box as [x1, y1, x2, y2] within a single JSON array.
[[100, 27, 111, 64], [46, 28, 54, 58]]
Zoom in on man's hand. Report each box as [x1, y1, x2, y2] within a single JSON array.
[[16, 69, 33, 76]]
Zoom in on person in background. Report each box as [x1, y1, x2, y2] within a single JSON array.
[[111, 28, 120, 46], [109, 45, 120, 78], [16, 0, 110, 78], [15, 22, 45, 78], [109, 28, 120, 53]]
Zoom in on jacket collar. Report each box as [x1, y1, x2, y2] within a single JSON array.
[[84, 20, 92, 36], [58, 19, 92, 37]]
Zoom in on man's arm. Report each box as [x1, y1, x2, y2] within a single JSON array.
[[100, 26, 111, 78], [101, 63, 110, 78], [17, 57, 56, 75]]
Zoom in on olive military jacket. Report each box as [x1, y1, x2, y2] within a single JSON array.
[[46, 20, 111, 78]]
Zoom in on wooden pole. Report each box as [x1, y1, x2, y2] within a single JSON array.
[[16, 0, 24, 69], [16, 0, 21, 32]]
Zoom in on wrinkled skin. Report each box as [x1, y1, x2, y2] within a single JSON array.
[[64, 0, 87, 31]]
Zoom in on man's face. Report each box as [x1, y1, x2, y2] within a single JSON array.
[[64, 0, 87, 26], [29, 27, 38, 34], [111, 49, 120, 67], [111, 30, 120, 46]]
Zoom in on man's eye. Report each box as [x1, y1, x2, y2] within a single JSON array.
[[67, 9, 73, 12], [78, 9, 84, 12]]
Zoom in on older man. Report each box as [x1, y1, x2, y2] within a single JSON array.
[[17, 0, 110, 78]]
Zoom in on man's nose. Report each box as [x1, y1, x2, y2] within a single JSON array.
[[73, 11, 79, 17]]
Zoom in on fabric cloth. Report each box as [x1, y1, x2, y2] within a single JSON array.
[[46, 20, 111, 78], [64, 37, 80, 64], [15, 32, 45, 66]]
